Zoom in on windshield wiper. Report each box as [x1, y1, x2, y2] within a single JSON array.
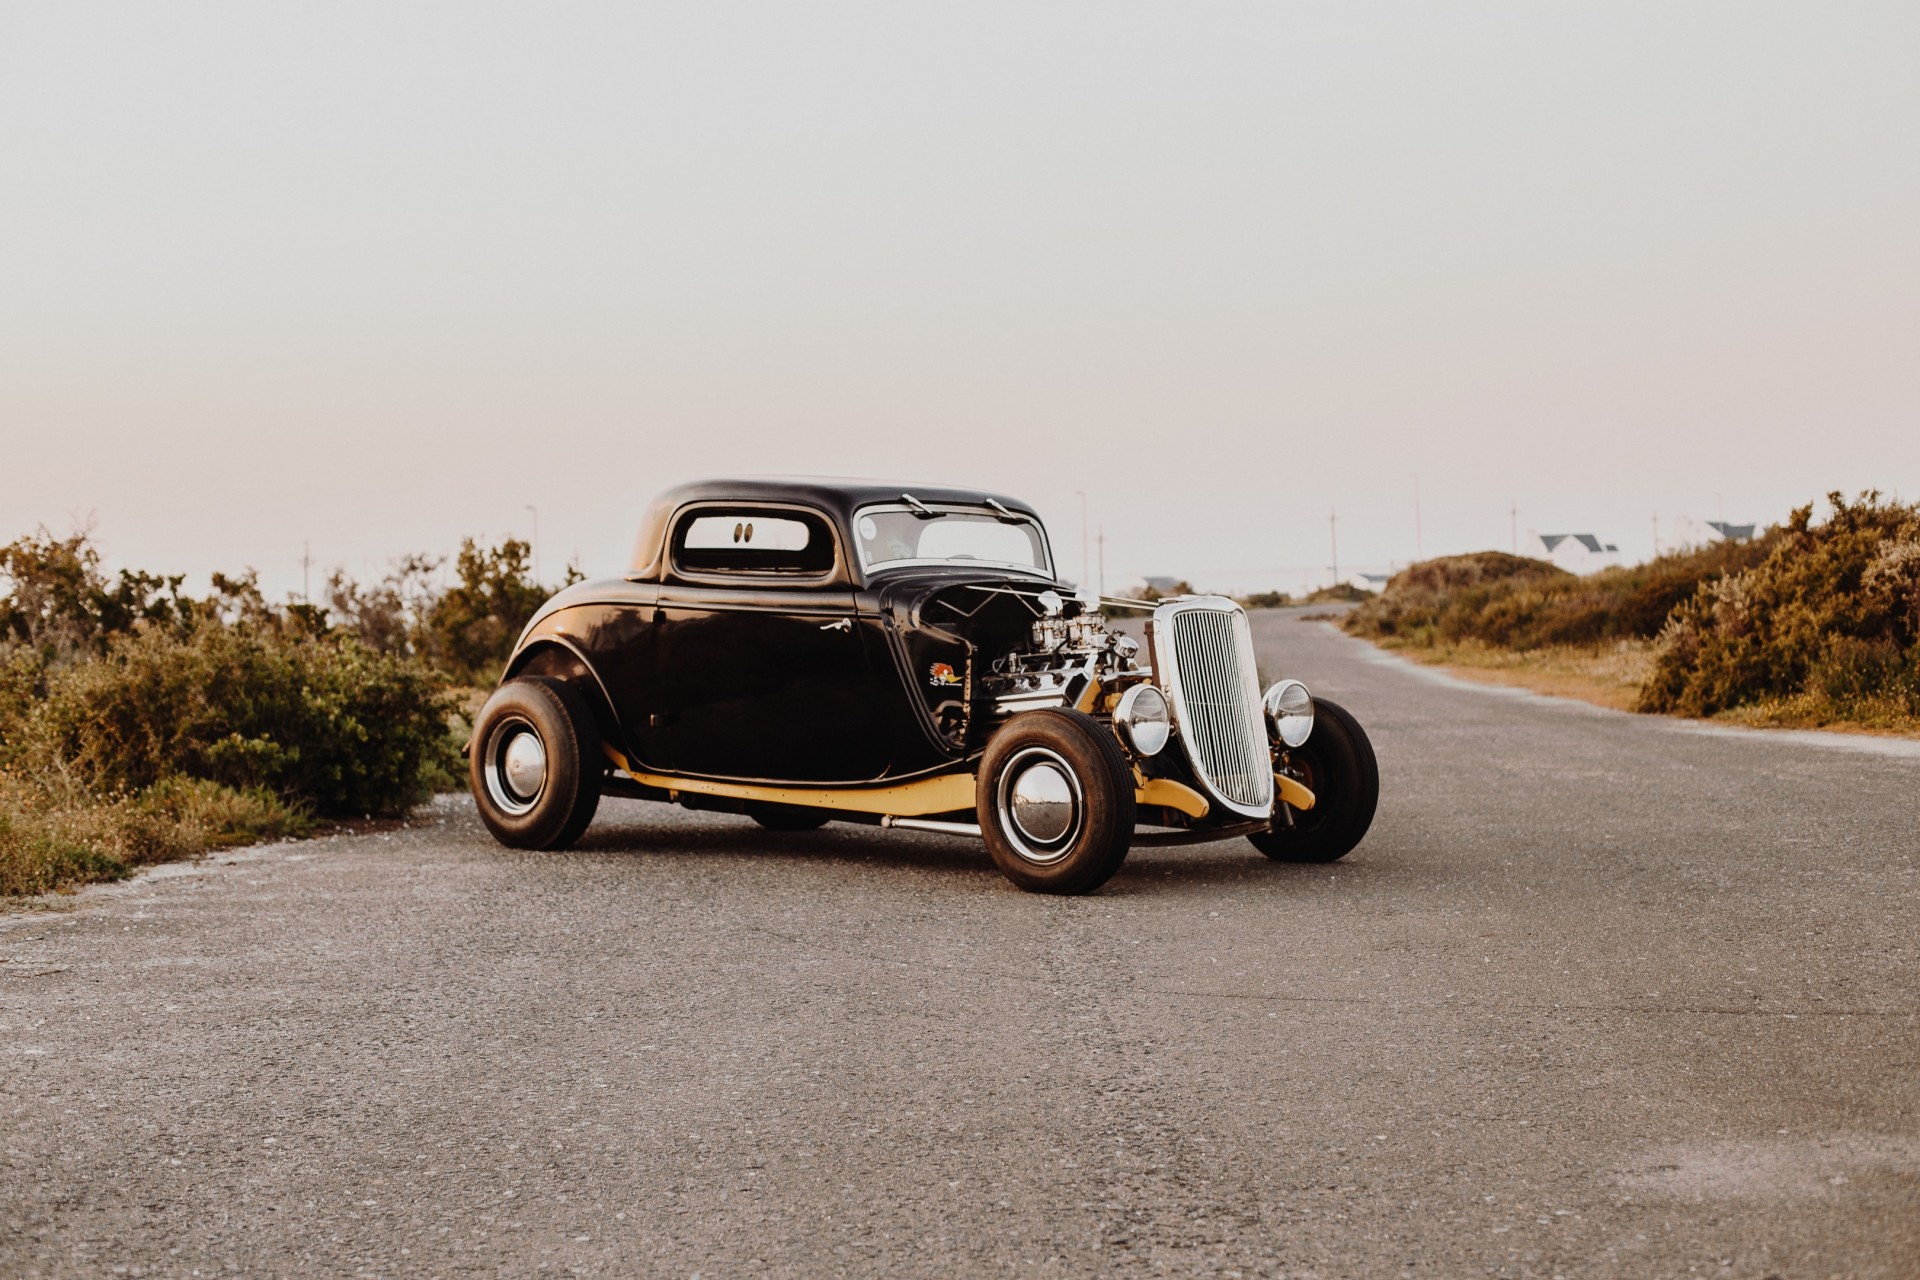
[[900, 492, 938, 519]]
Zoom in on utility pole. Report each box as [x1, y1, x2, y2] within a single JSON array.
[[1328, 505, 1339, 586], [301, 541, 312, 603], [1074, 490, 1089, 592], [1412, 473, 1423, 561], [1509, 502, 1518, 555], [1652, 513, 1661, 557], [525, 505, 540, 584], [1095, 524, 1105, 599]]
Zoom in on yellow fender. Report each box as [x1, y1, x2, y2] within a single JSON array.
[[1276, 773, 1316, 811], [1133, 774, 1210, 819]]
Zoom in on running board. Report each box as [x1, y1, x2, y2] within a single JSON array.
[[1129, 819, 1271, 847], [880, 815, 1268, 845]]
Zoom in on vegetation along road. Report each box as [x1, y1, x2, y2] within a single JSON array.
[[4, 608, 1915, 1278]]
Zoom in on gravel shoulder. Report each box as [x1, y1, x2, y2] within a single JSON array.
[[4, 609, 1915, 1278]]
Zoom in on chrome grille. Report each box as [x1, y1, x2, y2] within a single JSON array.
[[1155, 601, 1274, 818]]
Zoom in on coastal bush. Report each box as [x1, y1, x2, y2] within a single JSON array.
[[1638, 493, 1920, 722], [1344, 540, 1773, 651], [1, 529, 469, 894], [0, 529, 190, 662], [1342, 551, 1569, 645], [323, 538, 570, 684], [12, 621, 457, 817], [1340, 494, 1919, 730], [325, 553, 442, 660], [422, 537, 557, 684]]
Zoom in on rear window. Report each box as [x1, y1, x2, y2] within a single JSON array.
[[671, 508, 836, 575]]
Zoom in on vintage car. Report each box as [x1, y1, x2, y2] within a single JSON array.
[[467, 478, 1378, 894]]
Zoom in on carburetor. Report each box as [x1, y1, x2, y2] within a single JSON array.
[[1030, 612, 1111, 654]]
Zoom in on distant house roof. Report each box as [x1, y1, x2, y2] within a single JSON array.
[[1141, 575, 1182, 593], [1540, 533, 1617, 554], [1707, 521, 1756, 541]]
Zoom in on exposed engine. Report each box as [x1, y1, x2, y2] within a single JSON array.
[[981, 607, 1141, 715], [901, 582, 1148, 747]]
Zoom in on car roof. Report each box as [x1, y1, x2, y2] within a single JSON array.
[[628, 476, 1046, 581]]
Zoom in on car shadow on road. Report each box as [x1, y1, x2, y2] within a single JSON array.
[[565, 806, 1372, 897], [570, 810, 997, 872]]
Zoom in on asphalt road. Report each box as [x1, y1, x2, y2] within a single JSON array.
[[4, 610, 1917, 1279]]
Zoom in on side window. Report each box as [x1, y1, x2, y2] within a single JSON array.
[[671, 508, 836, 575]]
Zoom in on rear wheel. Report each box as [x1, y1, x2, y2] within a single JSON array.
[[469, 677, 603, 850], [977, 709, 1135, 895], [1249, 697, 1377, 863]]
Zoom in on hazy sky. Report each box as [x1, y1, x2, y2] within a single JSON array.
[[4, 2, 1916, 597]]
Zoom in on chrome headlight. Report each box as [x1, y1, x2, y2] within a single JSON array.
[[1263, 679, 1314, 748], [1113, 683, 1171, 756]]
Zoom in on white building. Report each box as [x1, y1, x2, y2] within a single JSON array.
[[1667, 515, 1758, 551], [1529, 532, 1624, 575], [1347, 572, 1392, 595]]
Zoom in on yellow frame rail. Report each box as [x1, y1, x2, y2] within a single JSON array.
[[602, 748, 1255, 822]]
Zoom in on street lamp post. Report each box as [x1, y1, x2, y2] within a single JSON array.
[[1412, 472, 1423, 561], [1074, 490, 1089, 593], [1329, 505, 1339, 586]]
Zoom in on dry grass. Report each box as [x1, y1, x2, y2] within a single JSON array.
[[0, 773, 306, 899], [1378, 636, 1920, 737], [1711, 695, 1920, 737], [1375, 637, 1655, 712]]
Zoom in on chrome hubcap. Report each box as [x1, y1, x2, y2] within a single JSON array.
[[1009, 762, 1074, 843], [484, 718, 548, 816], [995, 747, 1084, 865], [503, 733, 547, 799]]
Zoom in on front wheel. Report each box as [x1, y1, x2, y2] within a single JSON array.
[[977, 709, 1135, 895], [1249, 697, 1377, 863], [469, 677, 603, 850]]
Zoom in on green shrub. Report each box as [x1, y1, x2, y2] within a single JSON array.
[[1639, 493, 1920, 720], [1343, 551, 1573, 645], [1341, 499, 1920, 727], [0, 528, 513, 895], [325, 553, 442, 660], [8, 621, 457, 819], [0, 528, 190, 662], [422, 537, 551, 684]]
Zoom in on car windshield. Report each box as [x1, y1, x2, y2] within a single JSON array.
[[854, 504, 1052, 576]]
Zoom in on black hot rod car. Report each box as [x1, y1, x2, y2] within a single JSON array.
[[468, 478, 1378, 893]]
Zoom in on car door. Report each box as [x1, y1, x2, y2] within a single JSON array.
[[653, 506, 894, 782]]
